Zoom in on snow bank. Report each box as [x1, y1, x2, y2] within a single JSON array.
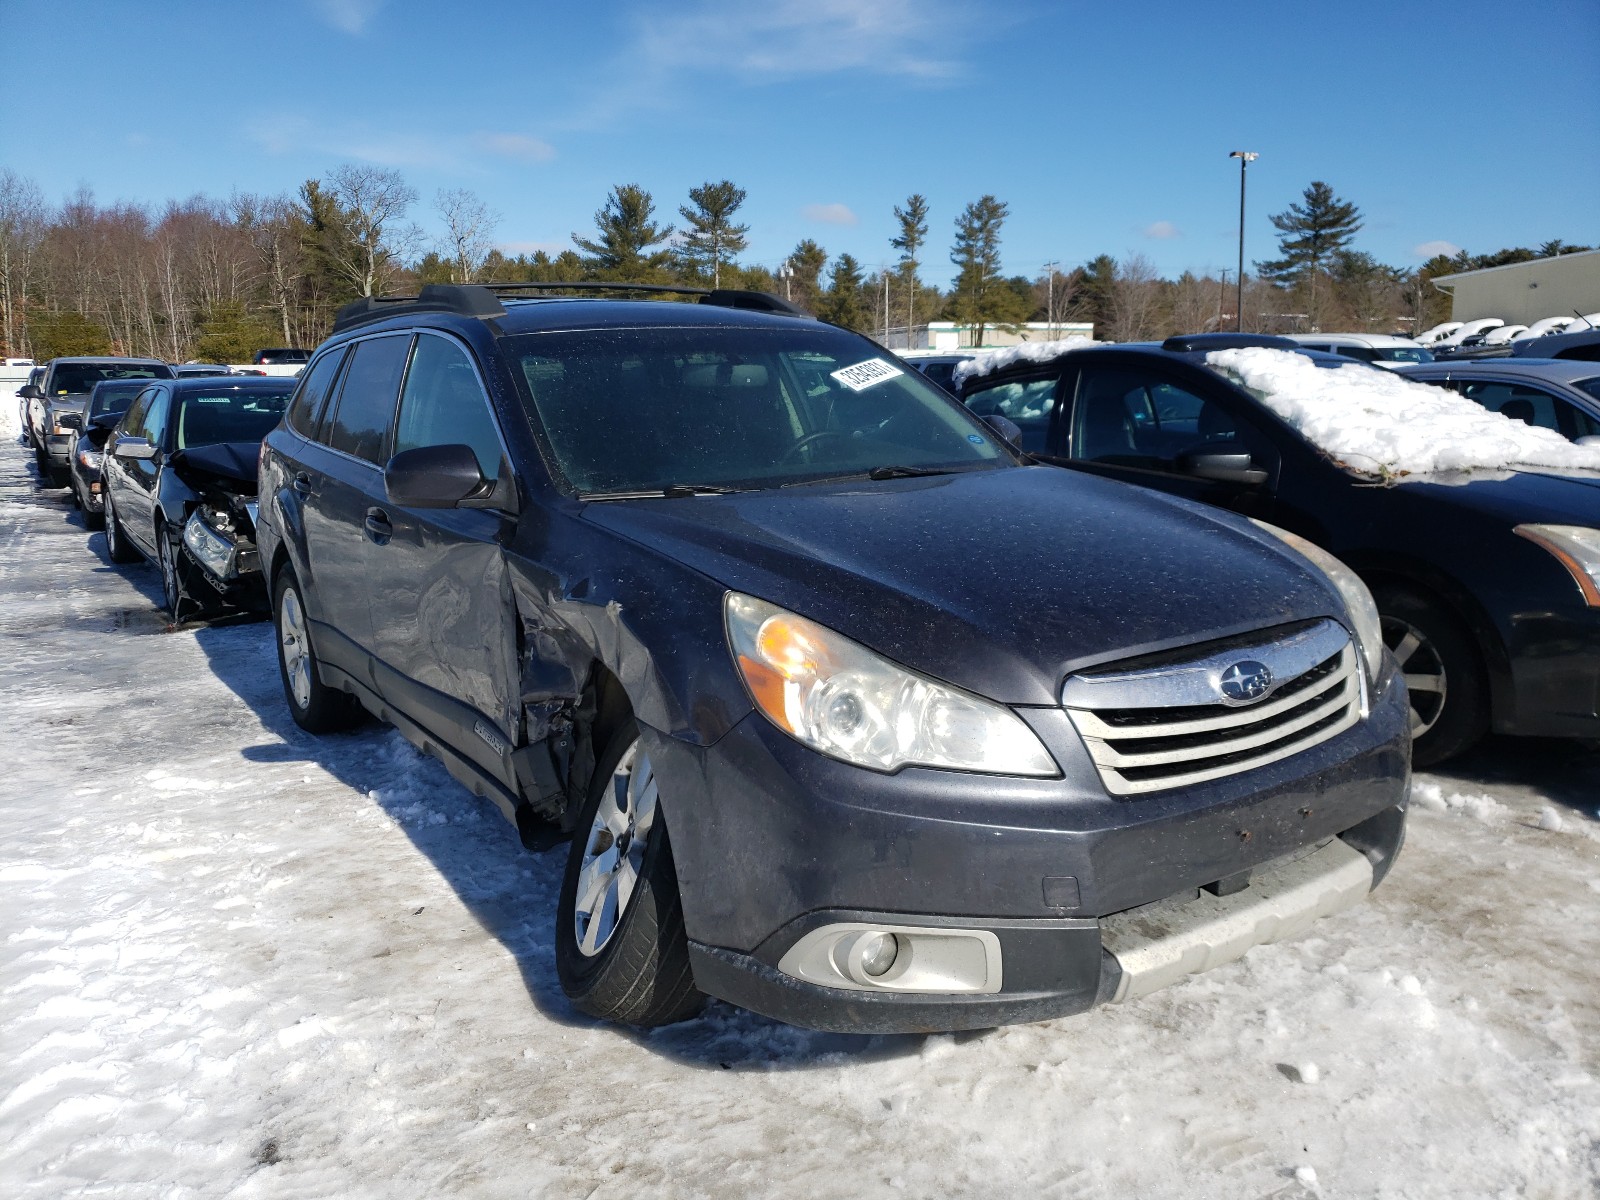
[[1207, 347, 1600, 479], [953, 336, 1100, 384]]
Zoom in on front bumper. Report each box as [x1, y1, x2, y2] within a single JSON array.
[[178, 512, 267, 612], [1499, 607, 1600, 738], [653, 657, 1410, 1033]]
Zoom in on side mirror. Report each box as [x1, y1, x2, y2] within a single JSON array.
[[1176, 441, 1268, 486], [384, 443, 486, 508], [19, 384, 42, 400], [57, 411, 83, 431], [983, 414, 1024, 447], [113, 435, 156, 461]]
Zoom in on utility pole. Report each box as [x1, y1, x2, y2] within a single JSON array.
[[882, 268, 891, 345], [1228, 151, 1258, 332], [777, 259, 794, 303], [1043, 260, 1059, 338]]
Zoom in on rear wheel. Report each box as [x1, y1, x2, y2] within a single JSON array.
[[273, 566, 360, 732], [556, 719, 703, 1027], [1374, 583, 1488, 767], [103, 492, 141, 564]]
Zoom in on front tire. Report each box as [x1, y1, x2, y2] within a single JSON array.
[[273, 566, 360, 733], [156, 520, 183, 620], [103, 492, 141, 564], [556, 720, 703, 1027], [1374, 583, 1488, 767]]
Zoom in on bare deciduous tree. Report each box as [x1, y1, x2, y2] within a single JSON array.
[[1107, 253, 1163, 342], [325, 165, 419, 297], [433, 188, 500, 284], [0, 170, 48, 356]]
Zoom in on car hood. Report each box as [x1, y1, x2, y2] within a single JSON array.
[[1404, 466, 1600, 524], [583, 466, 1348, 705], [168, 441, 260, 495]]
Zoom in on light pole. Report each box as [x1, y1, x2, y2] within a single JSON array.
[[1043, 260, 1059, 338], [1228, 151, 1257, 332], [776, 259, 794, 303]]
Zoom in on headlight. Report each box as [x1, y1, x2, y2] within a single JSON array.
[[1249, 519, 1384, 683], [183, 510, 238, 578], [725, 592, 1058, 776], [1515, 525, 1600, 606], [77, 448, 102, 470]]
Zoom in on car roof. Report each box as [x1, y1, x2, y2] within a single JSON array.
[[1397, 358, 1600, 383], [166, 375, 295, 393], [1287, 333, 1421, 347], [49, 356, 168, 365]]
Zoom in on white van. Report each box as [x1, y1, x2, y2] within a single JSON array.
[[1287, 333, 1434, 368]]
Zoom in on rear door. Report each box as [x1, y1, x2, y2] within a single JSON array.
[[300, 333, 412, 680], [1057, 360, 1279, 517], [365, 331, 520, 787]]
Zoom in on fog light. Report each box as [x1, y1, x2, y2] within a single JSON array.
[[781, 922, 1003, 994]]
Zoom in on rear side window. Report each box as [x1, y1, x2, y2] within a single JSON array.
[[325, 335, 410, 465], [962, 377, 1059, 453], [393, 334, 503, 482], [1456, 381, 1563, 434], [1070, 367, 1239, 469], [286, 348, 348, 438]]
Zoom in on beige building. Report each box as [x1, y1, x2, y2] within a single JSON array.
[[1431, 250, 1600, 324]]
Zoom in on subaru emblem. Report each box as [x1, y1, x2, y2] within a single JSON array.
[[1219, 660, 1273, 704]]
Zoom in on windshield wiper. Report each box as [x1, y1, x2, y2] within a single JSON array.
[[866, 465, 955, 480], [579, 483, 746, 501]]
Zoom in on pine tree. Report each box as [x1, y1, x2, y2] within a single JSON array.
[[946, 196, 1027, 346], [890, 194, 929, 338], [786, 239, 829, 312], [676, 180, 749, 289], [817, 254, 868, 331], [573, 184, 675, 281], [1257, 181, 1363, 326]]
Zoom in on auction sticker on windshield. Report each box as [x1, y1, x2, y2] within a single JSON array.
[[830, 358, 904, 392]]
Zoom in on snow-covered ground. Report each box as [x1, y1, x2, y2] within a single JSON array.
[[1, 435, 1597, 1200]]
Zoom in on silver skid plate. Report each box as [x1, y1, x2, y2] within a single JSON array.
[[1100, 838, 1373, 1003]]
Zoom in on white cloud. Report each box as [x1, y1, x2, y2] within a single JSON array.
[[308, 0, 388, 35], [1142, 220, 1181, 239], [473, 133, 556, 164], [1413, 239, 1462, 259], [803, 203, 859, 226], [248, 115, 554, 172], [632, 0, 964, 82]]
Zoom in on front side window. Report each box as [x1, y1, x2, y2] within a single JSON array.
[[1070, 368, 1239, 470], [962, 377, 1059, 453], [175, 387, 293, 449], [325, 335, 411, 465], [120, 390, 154, 439], [143, 391, 171, 450], [506, 326, 1006, 494], [393, 334, 502, 482]]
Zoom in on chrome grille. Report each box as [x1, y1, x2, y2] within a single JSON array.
[[1063, 620, 1363, 796]]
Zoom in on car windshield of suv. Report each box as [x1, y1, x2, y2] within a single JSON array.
[[1374, 346, 1433, 364], [52, 363, 174, 394], [508, 325, 1009, 494], [88, 383, 146, 418], [173, 388, 291, 449]]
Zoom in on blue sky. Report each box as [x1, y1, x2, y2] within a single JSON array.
[[3, 0, 1597, 285]]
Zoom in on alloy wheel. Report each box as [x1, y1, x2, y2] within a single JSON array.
[[158, 530, 179, 616], [278, 586, 313, 711], [1383, 614, 1448, 739], [572, 742, 658, 958]]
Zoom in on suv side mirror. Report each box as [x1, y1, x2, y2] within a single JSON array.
[[113, 435, 157, 461], [1176, 441, 1268, 486], [19, 384, 42, 400], [384, 444, 486, 508], [983, 414, 1024, 448]]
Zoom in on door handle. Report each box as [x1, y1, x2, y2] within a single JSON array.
[[291, 472, 314, 497], [364, 508, 393, 543]]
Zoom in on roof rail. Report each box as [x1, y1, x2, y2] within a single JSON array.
[[331, 284, 506, 334], [478, 280, 814, 318], [1161, 332, 1299, 352]]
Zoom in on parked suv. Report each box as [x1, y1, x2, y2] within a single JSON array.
[[957, 333, 1600, 767], [258, 284, 1408, 1033], [19, 357, 174, 486]]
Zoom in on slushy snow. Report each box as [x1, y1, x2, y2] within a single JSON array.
[[952, 336, 1099, 383], [1207, 347, 1600, 479], [2, 436, 1598, 1199]]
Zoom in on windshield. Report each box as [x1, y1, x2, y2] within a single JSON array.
[[1574, 377, 1600, 403], [174, 387, 291, 449], [88, 383, 146, 418], [1375, 346, 1433, 364], [51, 362, 173, 394], [506, 326, 1008, 494]]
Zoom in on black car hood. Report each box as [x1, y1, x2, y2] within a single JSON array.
[[584, 466, 1346, 705], [168, 442, 260, 495], [1402, 466, 1600, 523]]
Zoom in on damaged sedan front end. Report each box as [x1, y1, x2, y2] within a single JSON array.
[[171, 441, 268, 614]]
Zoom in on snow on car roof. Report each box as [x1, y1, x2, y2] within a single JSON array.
[[1207, 347, 1600, 480], [952, 336, 1100, 384]]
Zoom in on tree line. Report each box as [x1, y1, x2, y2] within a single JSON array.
[[0, 166, 1587, 362]]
